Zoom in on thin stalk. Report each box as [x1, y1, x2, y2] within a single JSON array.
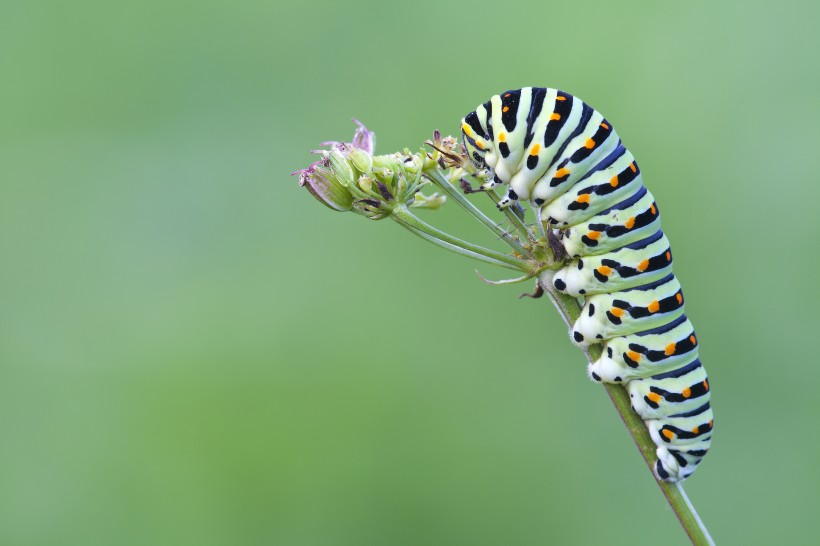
[[391, 206, 530, 272], [395, 221, 524, 271], [485, 188, 535, 245], [424, 169, 528, 254], [536, 270, 715, 546]]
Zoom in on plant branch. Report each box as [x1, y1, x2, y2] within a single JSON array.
[[423, 169, 528, 254], [485, 188, 536, 245], [536, 270, 715, 546], [391, 206, 530, 272]]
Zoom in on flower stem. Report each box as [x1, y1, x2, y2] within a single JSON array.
[[536, 270, 715, 546], [485, 188, 535, 245], [391, 206, 530, 272], [423, 169, 528, 254]]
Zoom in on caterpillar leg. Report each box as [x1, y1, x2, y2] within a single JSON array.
[[469, 170, 520, 210], [460, 172, 497, 195], [458, 178, 480, 194], [462, 175, 519, 210], [496, 187, 519, 209], [479, 173, 505, 191]]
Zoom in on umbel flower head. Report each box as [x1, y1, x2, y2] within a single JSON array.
[[293, 120, 444, 219]]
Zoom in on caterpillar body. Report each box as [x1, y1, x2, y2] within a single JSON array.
[[461, 87, 712, 482]]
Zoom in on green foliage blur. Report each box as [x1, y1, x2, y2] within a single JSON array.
[[1, 1, 817, 544]]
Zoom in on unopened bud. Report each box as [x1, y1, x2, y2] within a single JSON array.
[[295, 163, 354, 212], [347, 147, 373, 174], [351, 119, 375, 154], [328, 149, 355, 187], [358, 175, 373, 193]]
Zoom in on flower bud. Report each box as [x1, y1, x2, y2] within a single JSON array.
[[328, 149, 355, 188], [294, 162, 354, 212], [347, 147, 373, 174], [352, 118, 375, 154], [357, 175, 373, 193]]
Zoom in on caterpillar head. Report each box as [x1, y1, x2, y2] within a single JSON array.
[[461, 111, 490, 169]]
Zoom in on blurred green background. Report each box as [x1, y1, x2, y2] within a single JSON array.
[[1, 1, 817, 544]]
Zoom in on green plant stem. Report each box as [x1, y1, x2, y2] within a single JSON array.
[[485, 188, 535, 245], [423, 170, 528, 254], [391, 206, 530, 272], [536, 270, 715, 546]]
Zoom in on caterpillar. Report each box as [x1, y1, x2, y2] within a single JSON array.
[[460, 88, 712, 482]]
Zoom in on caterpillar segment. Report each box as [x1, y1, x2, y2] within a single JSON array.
[[552, 231, 673, 297], [461, 87, 713, 482], [560, 187, 662, 258], [588, 314, 698, 383], [571, 274, 685, 344]]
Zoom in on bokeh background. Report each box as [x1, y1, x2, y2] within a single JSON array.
[[2, 1, 817, 544]]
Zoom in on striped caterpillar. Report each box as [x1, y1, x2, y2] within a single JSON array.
[[460, 88, 712, 482]]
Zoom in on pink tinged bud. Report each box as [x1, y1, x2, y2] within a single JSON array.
[[293, 162, 353, 212], [351, 118, 375, 154]]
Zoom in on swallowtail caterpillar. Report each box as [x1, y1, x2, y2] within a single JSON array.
[[461, 88, 712, 481]]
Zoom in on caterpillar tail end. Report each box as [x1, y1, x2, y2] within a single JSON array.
[[654, 458, 674, 481], [653, 446, 692, 482]]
